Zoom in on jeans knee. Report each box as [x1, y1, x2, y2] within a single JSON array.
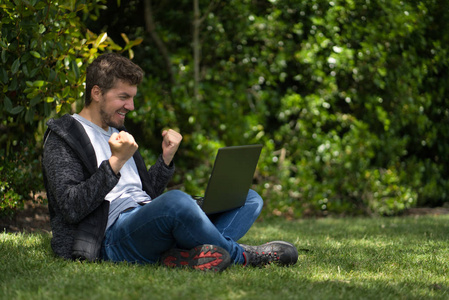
[[160, 190, 200, 214], [248, 189, 264, 213], [164, 189, 190, 200], [248, 189, 263, 205]]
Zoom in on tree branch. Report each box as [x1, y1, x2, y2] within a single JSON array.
[[144, 0, 175, 85]]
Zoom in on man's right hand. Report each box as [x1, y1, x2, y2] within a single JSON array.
[[108, 131, 138, 174]]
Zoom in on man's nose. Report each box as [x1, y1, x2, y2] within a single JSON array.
[[124, 98, 134, 111]]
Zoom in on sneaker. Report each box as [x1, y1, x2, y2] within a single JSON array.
[[160, 244, 231, 272], [240, 241, 298, 267]]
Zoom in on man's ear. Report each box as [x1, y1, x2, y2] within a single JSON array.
[[91, 85, 102, 103]]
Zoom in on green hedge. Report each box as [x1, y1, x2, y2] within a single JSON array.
[[1, 0, 448, 217], [123, 0, 449, 216], [0, 0, 139, 216]]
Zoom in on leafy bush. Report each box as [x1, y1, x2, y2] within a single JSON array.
[[123, 0, 448, 216], [0, 148, 43, 218], [261, 0, 448, 215], [2, 0, 448, 217], [0, 0, 140, 215]]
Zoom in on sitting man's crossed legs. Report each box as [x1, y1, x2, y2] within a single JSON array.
[[102, 189, 298, 271]]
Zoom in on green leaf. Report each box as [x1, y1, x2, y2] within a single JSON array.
[[71, 60, 80, 80], [27, 90, 39, 99], [123, 38, 144, 51], [128, 49, 135, 60], [94, 32, 108, 48], [29, 67, 39, 77], [25, 107, 35, 123], [11, 58, 20, 74], [132, 38, 144, 47], [378, 67, 387, 77], [0, 68, 7, 84], [44, 101, 51, 116], [31, 38, 38, 49], [32, 80, 45, 87], [30, 96, 41, 106], [9, 106, 24, 115], [8, 77, 18, 91], [1, 50, 6, 63], [48, 69, 57, 82], [62, 86, 70, 98], [30, 51, 41, 58], [38, 24, 46, 34], [3, 96, 12, 111], [121, 33, 130, 44], [21, 52, 31, 63], [22, 64, 29, 77]]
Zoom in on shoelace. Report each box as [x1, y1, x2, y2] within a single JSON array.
[[249, 250, 281, 265]]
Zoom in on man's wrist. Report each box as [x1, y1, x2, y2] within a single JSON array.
[[162, 154, 174, 166], [161, 154, 174, 168], [163, 158, 172, 167], [109, 155, 126, 174]]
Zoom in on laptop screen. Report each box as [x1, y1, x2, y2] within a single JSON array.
[[200, 144, 262, 214]]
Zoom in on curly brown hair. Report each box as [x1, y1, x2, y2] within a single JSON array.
[[84, 53, 144, 106]]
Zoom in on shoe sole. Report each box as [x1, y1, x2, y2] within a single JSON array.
[[161, 244, 231, 272]]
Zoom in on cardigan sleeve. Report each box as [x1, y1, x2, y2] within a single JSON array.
[[135, 151, 175, 199], [147, 154, 176, 198], [43, 132, 120, 224]]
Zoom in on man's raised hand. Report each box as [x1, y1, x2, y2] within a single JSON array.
[[108, 131, 138, 174], [161, 129, 183, 166]]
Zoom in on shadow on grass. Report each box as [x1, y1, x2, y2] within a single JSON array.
[[1, 216, 449, 299], [287, 277, 449, 300], [256, 214, 449, 242]]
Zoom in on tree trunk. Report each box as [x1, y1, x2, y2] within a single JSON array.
[[193, 0, 201, 100], [143, 0, 175, 85], [192, 1, 218, 101]]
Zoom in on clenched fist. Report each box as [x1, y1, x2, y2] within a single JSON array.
[[161, 129, 182, 166], [108, 131, 138, 174]]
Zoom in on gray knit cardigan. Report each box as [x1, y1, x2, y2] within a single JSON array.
[[42, 114, 174, 260]]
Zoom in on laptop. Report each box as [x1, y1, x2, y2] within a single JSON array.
[[193, 144, 263, 214]]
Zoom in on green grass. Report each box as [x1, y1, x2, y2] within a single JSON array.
[[1, 215, 449, 300]]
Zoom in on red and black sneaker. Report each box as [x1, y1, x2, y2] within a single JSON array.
[[241, 241, 298, 267], [160, 244, 231, 272]]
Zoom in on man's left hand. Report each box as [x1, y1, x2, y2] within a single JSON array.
[[161, 129, 183, 166]]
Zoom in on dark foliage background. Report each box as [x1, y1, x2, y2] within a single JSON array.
[[1, 0, 448, 218]]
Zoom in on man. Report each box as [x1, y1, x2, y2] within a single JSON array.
[[42, 53, 298, 271]]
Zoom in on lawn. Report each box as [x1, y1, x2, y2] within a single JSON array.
[[1, 215, 449, 300]]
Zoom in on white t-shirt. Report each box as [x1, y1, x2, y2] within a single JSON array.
[[72, 114, 151, 229]]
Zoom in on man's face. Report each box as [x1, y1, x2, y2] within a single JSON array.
[[97, 80, 137, 130]]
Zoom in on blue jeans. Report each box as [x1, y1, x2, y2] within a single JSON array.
[[101, 189, 263, 264]]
